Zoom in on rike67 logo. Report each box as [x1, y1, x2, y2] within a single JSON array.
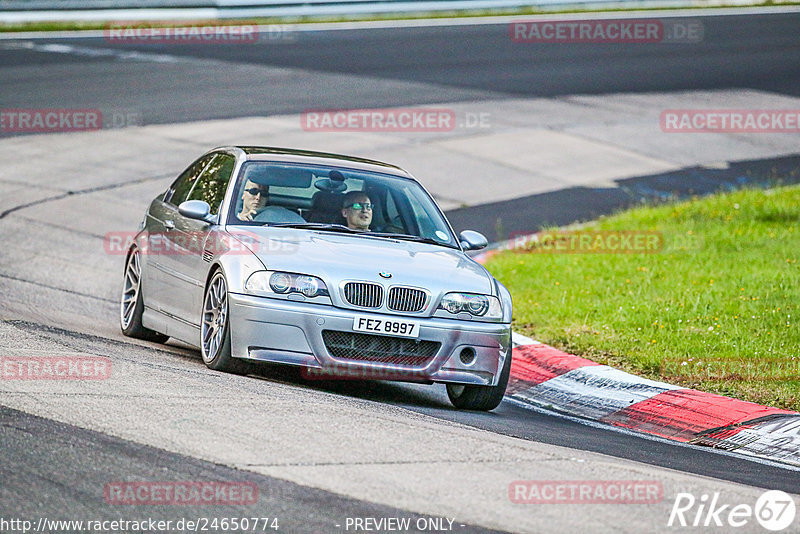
[[668, 490, 797, 531]]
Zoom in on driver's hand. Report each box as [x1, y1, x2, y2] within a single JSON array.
[[240, 208, 258, 221]]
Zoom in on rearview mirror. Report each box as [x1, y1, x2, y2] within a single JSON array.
[[459, 230, 488, 251], [178, 200, 215, 223]]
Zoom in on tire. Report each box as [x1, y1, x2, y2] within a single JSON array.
[[446, 348, 512, 411], [201, 271, 250, 375], [120, 247, 169, 343]]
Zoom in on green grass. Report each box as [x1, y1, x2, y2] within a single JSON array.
[[485, 185, 800, 411], [1, 1, 798, 33]]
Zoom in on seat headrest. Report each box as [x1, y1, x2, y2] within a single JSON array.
[[312, 191, 344, 212]]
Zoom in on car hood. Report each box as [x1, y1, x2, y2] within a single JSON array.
[[229, 227, 494, 295]]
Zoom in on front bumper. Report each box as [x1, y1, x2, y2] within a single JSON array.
[[228, 292, 511, 386]]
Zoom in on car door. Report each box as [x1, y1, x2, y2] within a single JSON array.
[[144, 153, 216, 316], [162, 152, 236, 323]]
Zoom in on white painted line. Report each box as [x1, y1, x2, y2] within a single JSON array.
[[513, 364, 683, 420], [511, 331, 540, 347], [0, 8, 219, 24], [0, 40, 197, 63]]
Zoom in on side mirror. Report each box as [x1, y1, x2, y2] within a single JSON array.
[[459, 230, 488, 251], [178, 200, 215, 223]]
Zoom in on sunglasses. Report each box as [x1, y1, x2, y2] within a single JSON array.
[[347, 202, 373, 211], [244, 187, 268, 196]]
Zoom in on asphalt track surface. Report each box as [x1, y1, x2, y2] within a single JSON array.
[[1, 11, 799, 127], [446, 153, 800, 240], [2, 10, 800, 533], [1, 402, 506, 533]]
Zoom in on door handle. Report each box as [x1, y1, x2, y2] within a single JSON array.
[[164, 220, 175, 231]]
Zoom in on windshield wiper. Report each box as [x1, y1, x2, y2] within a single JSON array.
[[268, 224, 456, 247], [268, 222, 361, 234], [371, 232, 456, 248]]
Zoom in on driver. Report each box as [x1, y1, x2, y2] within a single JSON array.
[[237, 179, 268, 221], [236, 179, 303, 223], [341, 191, 372, 231]]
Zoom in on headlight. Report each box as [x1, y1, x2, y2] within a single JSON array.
[[438, 293, 502, 319], [269, 273, 292, 293], [296, 275, 322, 298], [245, 271, 329, 299]]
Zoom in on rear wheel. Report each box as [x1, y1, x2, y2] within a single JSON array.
[[201, 271, 250, 375], [446, 349, 511, 411], [120, 247, 169, 343]]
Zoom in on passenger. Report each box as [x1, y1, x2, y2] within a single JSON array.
[[341, 192, 373, 231]]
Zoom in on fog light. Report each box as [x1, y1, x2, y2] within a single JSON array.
[[459, 347, 476, 366]]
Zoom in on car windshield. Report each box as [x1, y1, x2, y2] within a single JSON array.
[[226, 162, 459, 248]]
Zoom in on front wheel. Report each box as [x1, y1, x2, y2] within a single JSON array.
[[201, 271, 250, 375], [446, 349, 511, 411], [120, 247, 169, 343]]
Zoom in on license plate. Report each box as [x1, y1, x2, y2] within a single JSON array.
[[352, 316, 420, 338]]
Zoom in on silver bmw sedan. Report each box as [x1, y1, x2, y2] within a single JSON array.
[[120, 146, 512, 410]]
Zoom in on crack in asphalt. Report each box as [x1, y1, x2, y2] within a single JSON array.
[[0, 172, 172, 220], [235, 458, 540, 468], [15, 215, 108, 240], [0, 272, 116, 303], [3, 319, 196, 362], [0, 321, 217, 378], [0, 392, 236, 401], [0, 174, 174, 308]]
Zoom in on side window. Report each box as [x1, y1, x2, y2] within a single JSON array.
[[166, 154, 215, 206], [187, 153, 236, 215]]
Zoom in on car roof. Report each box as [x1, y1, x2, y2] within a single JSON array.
[[227, 146, 412, 179]]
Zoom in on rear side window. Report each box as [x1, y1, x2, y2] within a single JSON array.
[[187, 154, 236, 215], [166, 154, 215, 206]]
